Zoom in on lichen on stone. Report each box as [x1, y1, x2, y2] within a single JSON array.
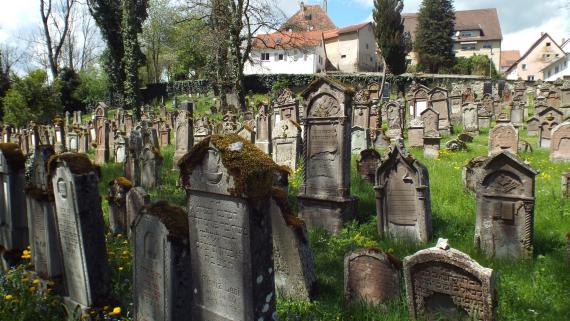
[[146, 201, 189, 241], [48, 152, 100, 177]]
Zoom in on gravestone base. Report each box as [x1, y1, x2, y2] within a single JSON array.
[[478, 116, 491, 129], [63, 297, 90, 321], [298, 196, 358, 234], [438, 127, 451, 136], [423, 137, 441, 159]]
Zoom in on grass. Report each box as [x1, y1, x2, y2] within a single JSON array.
[[2, 110, 570, 320]]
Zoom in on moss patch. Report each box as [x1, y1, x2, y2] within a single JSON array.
[[48, 152, 100, 177], [146, 201, 189, 241], [115, 177, 133, 189], [365, 248, 403, 270], [0, 143, 26, 170]]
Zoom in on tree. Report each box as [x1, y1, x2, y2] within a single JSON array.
[[414, 0, 455, 73], [61, 3, 103, 71], [373, 0, 409, 75], [58, 67, 83, 113], [40, 0, 77, 78]]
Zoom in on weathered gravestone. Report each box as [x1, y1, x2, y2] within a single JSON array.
[[510, 101, 524, 128], [421, 108, 441, 159], [428, 87, 451, 135], [351, 126, 369, 154], [344, 249, 401, 305], [461, 103, 479, 134], [374, 142, 432, 243], [409, 84, 430, 119], [272, 88, 300, 127], [133, 201, 192, 321], [193, 116, 212, 145], [549, 122, 570, 162], [49, 153, 111, 311], [126, 187, 151, 239], [24, 145, 63, 279], [114, 134, 127, 163], [538, 108, 562, 148], [141, 144, 162, 189], [107, 177, 133, 235], [173, 101, 194, 170], [352, 89, 370, 129], [403, 239, 496, 321], [449, 88, 463, 119], [179, 135, 277, 321], [475, 152, 537, 258], [561, 172, 570, 198], [526, 116, 539, 136], [94, 120, 110, 165], [271, 119, 301, 170], [125, 129, 142, 186], [67, 130, 79, 153], [0, 143, 28, 269], [462, 156, 488, 193], [385, 100, 404, 138], [488, 123, 518, 156], [255, 103, 272, 154], [356, 149, 382, 184], [297, 77, 358, 233], [159, 122, 171, 146], [372, 128, 391, 149], [408, 118, 424, 148]]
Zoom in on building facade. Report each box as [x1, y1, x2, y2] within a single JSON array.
[[506, 33, 566, 81]]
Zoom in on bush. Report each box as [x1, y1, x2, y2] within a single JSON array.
[[75, 68, 109, 111]]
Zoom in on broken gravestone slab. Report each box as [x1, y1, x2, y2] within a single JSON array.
[[356, 149, 382, 184]]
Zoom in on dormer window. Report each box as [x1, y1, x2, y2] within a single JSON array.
[[546, 42, 551, 47]]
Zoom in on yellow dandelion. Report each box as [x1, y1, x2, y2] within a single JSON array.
[[108, 307, 121, 316], [4, 294, 13, 300], [121, 250, 129, 255], [32, 279, 40, 285], [29, 286, 36, 292], [118, 266, 124, 271]]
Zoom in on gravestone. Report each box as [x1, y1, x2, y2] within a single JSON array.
[[510, 101, 524, 127], [107, 177, 133, 235], [403, 239, 496, 321], [374, 142, 432, 243], [539, 113, 561, 149], [194, 116, 212, 145], [272, 119, 301, 170], [410, 84, 430, 119], [408, 118, 424, 148], [344, 249, 401, 305], [488, 123, 518, 156], [297, 77, 358, 233], [133, 201, 192, 321], [526, 117, 539, 136], [24, 145, 62, 279], [356, 149, 382, 184], [140, 144, 162, 189], [114, 134, 127, 163], [159, 122, 171, 146], [0, 143, 28, 269], [95, 120, 109, 165], [481, 93, 494, 116], [369, 104, 381, 132], [461, 103, 479, 134], [550, 122, 570, 162], [172, 101, 194, 170], [54, 121, 66, 154], [50, 153, 111, 310], [352, 90, 370, 128], [449, 89, 463, 119], [351, 126, 369, 154], [67, 130, 79, 153], [538, 106, 563, 124], [475, 152, 538, 258], [125, 130, 142, 186], [367, 82, 381, 102], [255, 104, 272, 154], [421, 108, 440, 138], [272, 88, 300, 126], [462, 156, 488, 193], [237, 124, 255, 143], [562, 172, 570, 198], [385, 101, 404, 138], [463, 87, 475, 103], [428, 87, 451, 135], [372, 128, 391, 149], [126, 187, 150, 239], [180, 135, 277, 321]]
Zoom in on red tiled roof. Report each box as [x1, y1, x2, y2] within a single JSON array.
[[282, 4, 336, 32], [251, 31, 324, 49], [323, 22, 370, 40], [500, 50, 521, 69]]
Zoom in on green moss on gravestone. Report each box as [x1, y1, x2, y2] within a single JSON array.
[[0, 143, 26, 170], [47, 152, 100, 177], [146, 201, 189, 241]]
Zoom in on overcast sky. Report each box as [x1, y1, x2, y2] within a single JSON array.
[[2, 0, 569, 63]]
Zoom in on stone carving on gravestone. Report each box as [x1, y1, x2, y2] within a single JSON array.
[[140, 144, 162, 189], [356, 149, 382, 184], [272, 119, 301, 170], [367, 82, 381, 102], [463, 86, 475, 103], [172, 101, 194, 170], [107, 177, 133, 235], [352, 90, 370, 129], [255, 103, 272, 154], [193, 116, 212, 145], [50, 153, 111, 311], [475, 152, 538, 259], [125, 187, 150, 239], [369, 104, 381, 134], [385, 101, 404, 138], [481, 93, 494, 116], [133, 201, 192, 321], [407, 118, 424, 148], [461, 103, 479, 134], [351, 126, 369, 154], [179, 135, 277, 321], [297, 77, 358, 233], [344, 249, 401, 305], [488, 123, 518, 156], [403, 239, 496, 321], [428, 87, 451, 135], [374, 142, 432, 243], [549, 121, 570, 162], [410, 84, 430, 119], [462, 156, 488, 193], [273, 88, 300, 126], [539, 116, 561, 148]]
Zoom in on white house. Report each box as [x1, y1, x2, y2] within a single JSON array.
[[324, 22, 378, 72], [541, 54, 570, 81]]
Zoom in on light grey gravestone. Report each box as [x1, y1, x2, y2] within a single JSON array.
[[488, 123, 518, 156], [237, 124, 256, 143], [409, 84, 430, 119], [421, 108, 441, 159], [172, 101, 194, 170], [94, 120, 110, 165], [352, 90, 371, 129], [351, 126, 369, 154], [193, 116, 212, 145], [428, 87, 451, 135], [114, 134, 127, 163], [79, 128, 90, 153], [407, 118, 424, 148], [125, 129, 142, 186], [461, 103, 479, 134], [50, 153, 111, 310], [140, 144, 162, 189], [385, 100, 404, 138], [549, 122, 570, 162], [372, 128, 391, 149], [538, 108, 562, 148], [462, 156, 488, 193], [24, 145, 63, 279], [54, 119, 67, 154], [126, 186, 150, 239], [272, 118, 302, 170], [403, 239, 497, 321], [0, 143, 28, 269], [255, 103, 272, 154], [222, 110, 239, 134], [526, 116, 539, 136], [297, 77, 358, 233], [107, 177, 133, 235], [179, 135, 277, 321], [509, 101, 524, 128], [67, 130, 79, 153], [271, 170, 316, 301], [478, 107, 492, 130], [133, 201, 192, 321], [449, 88, 463, 119], [344, 249, 401, 305], [356, 149, 382, 184], [272, 88, 300, 126], [475, 152, 538, 258], [374, 142, 432, 243]]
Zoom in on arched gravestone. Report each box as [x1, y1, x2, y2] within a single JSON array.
[[420, 108, 440, 138], [367, 82, 381, 102], [403, 239, 496, 321], [374, 142, 432, 243], [352, 89, 371, 129], [133, 201, 191, 321], [50, 153, 111, 311], [0, 143, 28, 269], [461, 103, 479, 134], [488, 123, 518, 156], [272, 119, 302, 170], [410, 84, 430, 119], [272, 88, 300, 126], [173, 101, 194, 170], [428, 87, 451, 135], [107, 177, 132, 235], [385, 100, 404, 138], [538, 107, 563, 148], [94, 120, 109, 165], [462, 156, 488, 193], [550, 122, 570, 162], [475, 152, 538, 258], [179, 135, 277, 321], [24, 145, 63, 279], [114, 134, 127, 163], [344, 249, 401, 305], [297, 77, 358, 233], [526, 117, 539, 136]]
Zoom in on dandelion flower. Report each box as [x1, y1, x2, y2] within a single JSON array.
[[4, 295, 13, 300], [108, 307, 121, 316]]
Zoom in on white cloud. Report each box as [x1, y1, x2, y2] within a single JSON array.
[[0, 1, 38, 43]]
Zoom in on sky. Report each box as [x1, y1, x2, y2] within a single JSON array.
[[1, 0, 569, 61]]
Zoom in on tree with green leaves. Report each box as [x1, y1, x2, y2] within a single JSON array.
[[373, 0, 409, 75], [414, 0, 455, 73]]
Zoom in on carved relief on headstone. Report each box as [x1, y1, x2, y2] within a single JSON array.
[[461, 103, 479, 134], [475, 152, 538, 258], [428, 87, 451, 134], [420, 108, 440, 138], [374, 143, 432, 243], [356, 149, 382, 184], [352, 90, 370, 128], [538, 107, 562, 148], [273, 88, 299, 125], [488, 123, 518, 156], [367, 82, 381, 102], [550, 122, 570, 162], [449, 88, 463, 118], [403, 239, 496, 321]]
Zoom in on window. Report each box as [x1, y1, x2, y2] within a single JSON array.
[[366, 43, 369, 49], [278, 54, 284, 61], [528, 75, 535, 81], [555, 66, 560, 73], [260, 53, 270, 61], [522, 64, 527, 71], [461, 44, 476, 50], [483, 43, 492, 49], [546, 42, 551, 47], [341, 54, 347, 59]]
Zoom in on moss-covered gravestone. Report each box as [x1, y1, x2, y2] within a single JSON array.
[[133, 201, 192, 321], [141, 144, 163, 189], [107, 177, 133, 235], [126, 186, 150, 239], [179, 134, 277, 321], [50, 153, 111, 312]]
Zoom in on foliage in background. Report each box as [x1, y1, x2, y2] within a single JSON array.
[[452, 55, 500, 79], [75, 68, 109, 111], [373, 0, 410, 75], [414, 0, 456, 73], [58, 67, 84, 113]]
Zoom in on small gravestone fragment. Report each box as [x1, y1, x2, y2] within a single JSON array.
[[356, 149, 382, 184], [462, 156, 488, 193], [107, 177, 133, 235], [445, 139, 467, 152]]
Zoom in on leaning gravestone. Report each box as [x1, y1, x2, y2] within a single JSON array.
[[488, 123, 518, 156], [180, 134, 277, 321], [297, 77, 358, 233], [356, 149, 382, 184], [550, 121, 570, 162], [0, 143, 28, 269], [126, 187, 150, 239], [172, 101, 194, 170], [475, 152, 537, 258], [271, 119, 301, 170], [24, 145, 63, 279], [133, 201, 192, 321], [344, 248, 401, 305], [374, 142, 432, 243], [50, 153, 111, 311], [107, 177, 133, 235], [403, 239, 496, 321]]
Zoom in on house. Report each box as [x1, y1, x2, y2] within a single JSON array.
[[541, 53, 570, 81], [505, 33, 566, 81], [500, 50, 520, 73], [281, 2, 336, 32], [324, 22, 378, 72], [403, 8, 502, 71]]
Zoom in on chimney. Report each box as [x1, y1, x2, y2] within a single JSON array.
[[300, 1, 305, 11], [562, 38, 567, 45], [541, 32, 544, 36], [323, 0, 328, 13]]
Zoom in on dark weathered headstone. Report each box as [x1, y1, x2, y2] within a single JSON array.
[[141, 144, 162, 189], [428, 87, 451, 135], [173, 101, 194, 170], [95, 120, 110, 165], [356, 149, 382, 184], [107, 177, 133, 235]]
